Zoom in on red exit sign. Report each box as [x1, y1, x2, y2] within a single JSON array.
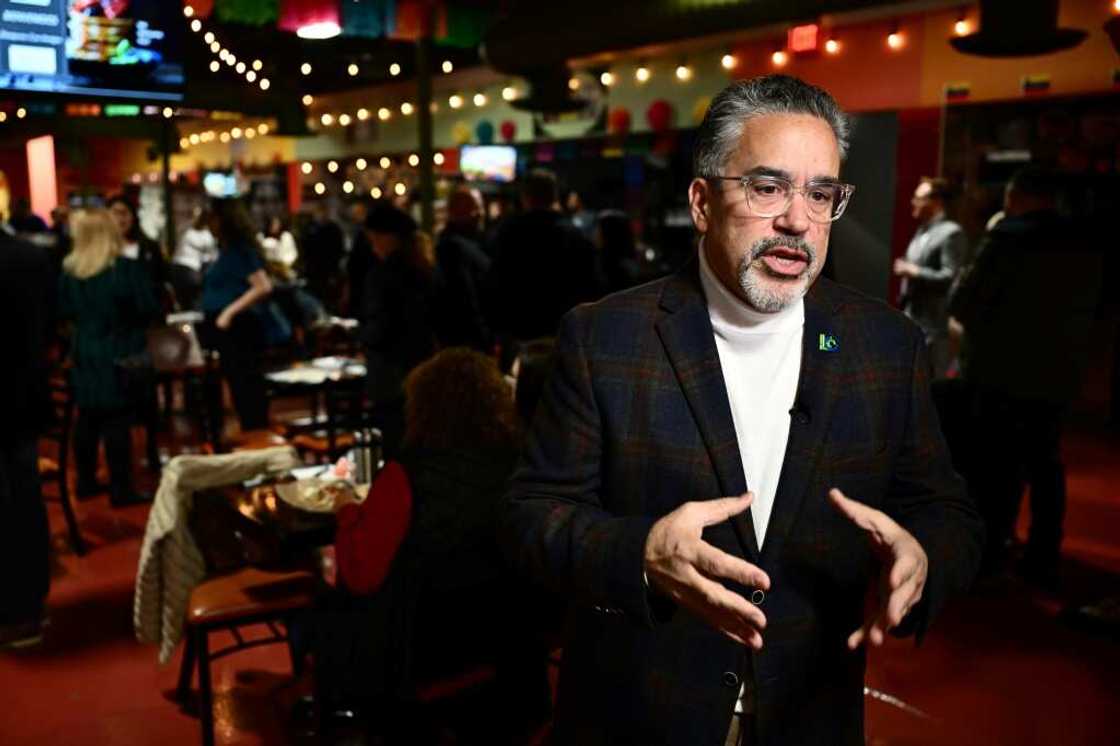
[[788, 23, 819, 53]]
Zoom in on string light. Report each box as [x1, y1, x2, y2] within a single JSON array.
[[302, 94, 314, 106], [400, 102, 414, 115], [190, 19, 202, 32], [252, 60, 262, 71], [259, 78, 270, 90], [226, 53, 236, 66], [343, 180, 354, 194], [338, 113, 352, 126], [721, 54, 738, 70], [408, 154, 420, 167], [394, 182, 407, 196], [448, 94, 463, 109], [321, 113, 334, 126], [371, 187, 383, 199], [953, 15, 970, 36], [235, 62, 246, 74], [203, 32, 215, 45], [357, 108, 370, 121], [301, 162, 313, 174], [771, 50, 789, 66], [162, 107, 173, 118], [314, 182, 326, 195], [219, 132, 230, 143], [379, 156, 391, 169], [183, 5, 194, 17], [348, 63, 359, 76], [0, 112, 7, 123], [675, 64, 692, 81], [635, 65, 650, 83], [600, 71, 615, 86], [389, 62, 401, 76], [244, 128, 255, 139], [257, 123, 269, 135], [179, 137, 190, 149], [209, 41, 221, 53], [327, 160, 339, 173], [16, 107, 25, 118], [356, 158, 368, 170], [473, 93, 487, 107], [301, 63, 312, 75], [441, 60, 454, 73], [189, 133, 200, 145], [378, 107, 391, 121], [231, 127, 242, 139], [887, 25, 905, 50], [246, 70, 257, 82], [209, 60, 220, 73], [433, 152, 445, 166], [502, 86, 517, 101], [568, 76, 580, 91]]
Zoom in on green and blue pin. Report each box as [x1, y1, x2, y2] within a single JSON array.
[[818, 333, 839, 352]]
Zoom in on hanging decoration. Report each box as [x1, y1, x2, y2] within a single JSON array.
[[342, 0, 387, 38], [279, 0, 340, 33], [691, 96, 711, 126], [215, 0, 277, 26], [499, 119, 517, 142], [608, 107, 632, 135], [452, 121, 472, 145], [646, 99, 674, 132], [475, 120, 495, 144]]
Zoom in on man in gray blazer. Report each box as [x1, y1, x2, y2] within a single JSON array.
[[894, 177, 967, 376]]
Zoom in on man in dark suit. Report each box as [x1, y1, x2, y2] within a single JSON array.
[[502, 75, 982, 745]]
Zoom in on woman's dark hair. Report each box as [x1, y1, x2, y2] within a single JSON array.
[[211, 198, 263, 254], [106, 194, 141, 241], [266, 214, 288, 237], [365, 202, 434, 276], [403, 348, 516, 452]]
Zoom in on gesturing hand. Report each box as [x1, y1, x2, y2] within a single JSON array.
[[643, 492, 770, 649], [828, 488, 928, 650]]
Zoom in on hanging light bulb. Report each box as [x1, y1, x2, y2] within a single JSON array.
[[721, 53, 737, 70], [320, 113, 334, 126], [887, 25, 905, 50], [301, 162, 313, 174], [448, 94, 463, 109], [252, 60, 262, 71], [600, 71, 615, 86], [338, 113, 352, 126], [675, 64, 692, 81], [235, 62, 246, 74], [302, 94, 314, 106], [400, 102, 414, 116], [219, 132, 231, 143], [433, 152, 445, 166], [441, 60, 453, 73], [209, 41, 221, 53], [502, 86, 517, 101], [635, 65, 651, 83], [378, 107, 391, 121], [314, 182, 327, 195], [371, 187, 383, 199], [568, 76, 580, 91], [231, 127, 243, 139], [259, 78, 270, 90], [771, 50, 789, 66], [473, 93, 487, 107], [209, 60, 220, 73], [162, 107, 173, 118], [379, 156, 391, 169], [356, 158, 368, 171], [389, 63, 401, 76], [189, 133, 201, 145], [357, 108, 370, 121], [394, 182, 407, 196], [348, 63, 359, 76], [190, 19, 202, 32], [203, 32, 215, 45], [183, 5, 194, 17], [824, 38, 841, 54], [257, 123, 269, 135], [953, 15, 970, 36], [327, 160, 339, 173], [180, 137, 190, 149], [301, 62, 312, 75], [408, 153, 420, 167], [244, 128, 256, 139], [342, 180, 354, 194], [246, 70, 257, 82]]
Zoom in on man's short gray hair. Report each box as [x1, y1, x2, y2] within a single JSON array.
[[693, 75, 850, 178]]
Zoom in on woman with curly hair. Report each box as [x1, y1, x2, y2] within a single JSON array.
[[320, 348, 549, 741]]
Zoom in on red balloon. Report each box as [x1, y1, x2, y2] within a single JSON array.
[[608, 107, 631, 135], [499, 119, 517, 142], [646, 99, 674, 133]]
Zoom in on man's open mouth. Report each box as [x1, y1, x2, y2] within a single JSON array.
[[759, 248, 809, 277]]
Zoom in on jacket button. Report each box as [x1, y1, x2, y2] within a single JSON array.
[[722, 671, 739, 688], [750, 589, 765, 605]]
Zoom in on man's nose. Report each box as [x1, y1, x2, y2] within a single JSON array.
[[773, 192, 811, 234]]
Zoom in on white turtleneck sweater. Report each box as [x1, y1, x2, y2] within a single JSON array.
[[698, 245, 804, 551]]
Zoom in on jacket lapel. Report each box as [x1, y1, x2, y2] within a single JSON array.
[[655, 261, 760, 561], [759, 279, 842, 568]]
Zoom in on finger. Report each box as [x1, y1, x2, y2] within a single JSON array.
[[685, 568, 767, 632], [889, 554, 916, 590], [697, 492, 754, 528], [885, 577, 924, 628], [694, 543, 771, 591], [828, 489, 894, 545]]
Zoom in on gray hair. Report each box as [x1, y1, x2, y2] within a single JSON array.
[[693, 75, 850, 177]]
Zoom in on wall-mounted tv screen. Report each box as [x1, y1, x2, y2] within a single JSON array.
[[0, 0, 184, 100], [460, 145, 516, 183], [202, 171, 240, 199]]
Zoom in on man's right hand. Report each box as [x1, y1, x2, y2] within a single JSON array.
[[643, 492, 769, 649]]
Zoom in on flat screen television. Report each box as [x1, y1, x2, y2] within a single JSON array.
[[0, 0, 184, 100], [202, 171, 240, 199], [460, 145, 517, 183]]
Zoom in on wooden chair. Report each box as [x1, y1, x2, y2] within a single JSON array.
[[37, 377, 86, 556], [176, 566, 318, 746]]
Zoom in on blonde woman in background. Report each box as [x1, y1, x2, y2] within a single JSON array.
[[58, 208, 158, 507]]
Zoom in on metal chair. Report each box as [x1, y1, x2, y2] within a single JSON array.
[[37, 377, 86, 556]]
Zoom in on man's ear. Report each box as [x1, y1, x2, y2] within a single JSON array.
[[688, 178, 711, 234]]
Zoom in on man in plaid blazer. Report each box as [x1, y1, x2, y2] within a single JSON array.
[[503, 76, 982, 746]]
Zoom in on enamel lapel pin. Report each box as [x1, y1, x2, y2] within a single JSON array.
[[818, 333, 839, 352]]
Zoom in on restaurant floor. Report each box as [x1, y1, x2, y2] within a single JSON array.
[[2, 419, 1118, 745]]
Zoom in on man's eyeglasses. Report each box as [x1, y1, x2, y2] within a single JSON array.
[[706, 175, 856, 223]]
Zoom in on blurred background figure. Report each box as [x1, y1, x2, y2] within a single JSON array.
[[169, 206, 216, 311], [301, 202, 346, 315], [0, 227, 53, 648], [948, 166, 1103, 585], [359, 203, 439, 458], [894, 177, 967, 377], [435, 186, 492, 351], [200, 199, 277, 432], [8, 196, 48, 235], [484, 169, 603, 343], [57, 208, 158, 507], [259, 214, 299, 275], [107, 195, 167, 307], [594, 209, 644, 295], [564, 189, 595, 239], [344, 198, 374, 318]]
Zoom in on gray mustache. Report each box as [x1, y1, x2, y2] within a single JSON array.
[[749, 236, 816, 265]]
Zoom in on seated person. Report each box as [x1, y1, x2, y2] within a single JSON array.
[[318, 348, 549, 740]]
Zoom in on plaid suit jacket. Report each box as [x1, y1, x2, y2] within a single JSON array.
[[502, 259, 983, 746]]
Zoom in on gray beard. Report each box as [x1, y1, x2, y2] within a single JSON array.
[[737, 235, 817, 313]]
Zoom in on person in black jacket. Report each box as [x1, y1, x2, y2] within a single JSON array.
[[948, 166, 1102, 582], [484, 169, 604, 343], [0, 231, 53, 648], [108, 194, 167, 305], [434, 186, 492, 351], [359, 204, 439, 458]]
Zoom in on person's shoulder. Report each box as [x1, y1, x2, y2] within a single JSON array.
[[0, 232, 47, 271], [815, 277, 922, 345], [558, 274, 672, 346]]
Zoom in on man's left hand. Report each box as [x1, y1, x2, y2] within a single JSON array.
[[892, 258, 919, 278], [828, 487, 928, 650]]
